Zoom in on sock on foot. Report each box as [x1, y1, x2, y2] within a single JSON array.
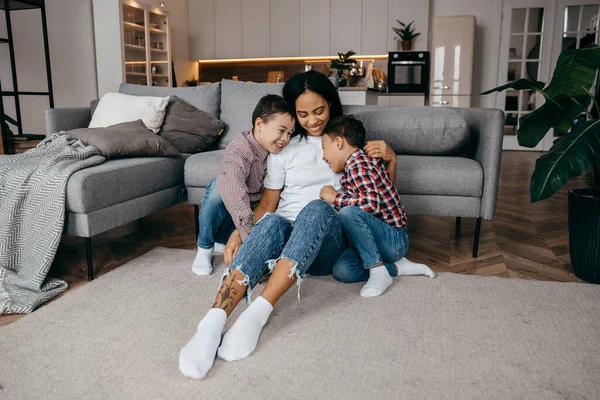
[[213, 242, 226, 255], [192, 246, 213, 276], [217, 296, 273, 361], [394, 257, 436, 278], [361, 265, 393, 297], [178, 308, 227, 379]]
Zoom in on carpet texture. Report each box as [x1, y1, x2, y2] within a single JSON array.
[[1, 247, 599, 399]]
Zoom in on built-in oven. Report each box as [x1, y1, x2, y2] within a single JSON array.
[[387, 51, 430, 98]]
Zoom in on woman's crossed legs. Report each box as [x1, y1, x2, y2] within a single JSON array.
[[179, 200, 344, 379]]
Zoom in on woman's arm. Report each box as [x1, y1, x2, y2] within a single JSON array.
[[364, 140, 397, 184]]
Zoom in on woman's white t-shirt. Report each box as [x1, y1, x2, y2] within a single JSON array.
[[263, 135, 342, 221]]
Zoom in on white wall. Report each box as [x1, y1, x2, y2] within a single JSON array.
[[431, 0, 503, 108], [0, 0, 98, 135]]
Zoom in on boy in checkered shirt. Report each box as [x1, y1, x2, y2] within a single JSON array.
[[192, 95, 295, 275], [320, 115, 434, 297]]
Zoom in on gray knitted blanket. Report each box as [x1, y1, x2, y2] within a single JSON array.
[[0, 134, 106, 314]]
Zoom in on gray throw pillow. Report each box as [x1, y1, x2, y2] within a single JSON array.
[[68, 119, 180, 159], [159, 96, 225, 154], [90, 99, 100, 116]]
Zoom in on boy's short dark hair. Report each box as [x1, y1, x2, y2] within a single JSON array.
[[251, 94, 294, 128], [323, 115, 366, 149]]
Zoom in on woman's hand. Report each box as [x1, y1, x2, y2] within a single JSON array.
[[320, 185, 338, 204], [365, 140, 395, 165], [224, 229, 242, 267]]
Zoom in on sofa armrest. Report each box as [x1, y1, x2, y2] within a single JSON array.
[[45, 107, 91, 136], [451, 107, 505, 220]]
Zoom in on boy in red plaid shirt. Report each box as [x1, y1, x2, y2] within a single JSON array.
[[320, 115, 434, 297]]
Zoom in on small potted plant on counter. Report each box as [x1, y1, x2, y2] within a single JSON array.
[[482, 44, 600, 283], [184, 76, 199, 87], [330, 50, 357, 88], [393, 20, 420, 51]]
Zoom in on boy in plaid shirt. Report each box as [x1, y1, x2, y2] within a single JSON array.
[[192, 95, 295, 275], [320, 115, 434, 297]]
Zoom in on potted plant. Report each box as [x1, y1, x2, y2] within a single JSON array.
[[184, 76, 199, 87], [330, 50, 357, 88], [392, 20, 420, 51], [482, 44, 600, 283]]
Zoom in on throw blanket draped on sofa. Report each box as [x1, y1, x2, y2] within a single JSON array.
[[0, 134, 106, 314]]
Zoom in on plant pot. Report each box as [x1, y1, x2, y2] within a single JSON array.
[[338, 74, 347, 87], [568, 188, 600, 283], [399, 40, 412, 51]]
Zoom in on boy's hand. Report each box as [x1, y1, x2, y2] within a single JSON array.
[[224, 229, 242, 267], [320, 185, 338, 204]]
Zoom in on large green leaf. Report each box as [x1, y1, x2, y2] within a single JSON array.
[[530, 119, 600, 202], [480, 79, 545, 95], [545, 44, 600, 98], [517, 95, 590, 147]]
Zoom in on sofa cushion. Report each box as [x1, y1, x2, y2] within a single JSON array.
[[353, 107, 470, 155], [219, 79, 284, 149], [185, 150, 482, 198], [395, 156, 483, 197], [66, 156, 185, 214], [89, 93, 170, 133], [159, 96, 225, 153], [69, 120, 180, 158], [119, 83, 221, 118], [184, 150, 224, 188]]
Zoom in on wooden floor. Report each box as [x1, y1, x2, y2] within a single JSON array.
[[0, 151, 584, 326]]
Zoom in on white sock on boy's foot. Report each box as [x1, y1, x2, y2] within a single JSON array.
[[213, 242, 226, 254], [217, 296, 273, 361], [360, 265, 393, 298], [192, 246, 213, 275], [178, 308, 226, 379], [395, 257, 436, 278]]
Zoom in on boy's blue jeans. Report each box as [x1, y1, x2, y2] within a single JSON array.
[[332, 205, 408, 283], [197, 178, 236, 249], [224, 200, 346, 300]]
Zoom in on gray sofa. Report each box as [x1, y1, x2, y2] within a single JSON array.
[[45, 79, 503, 281]]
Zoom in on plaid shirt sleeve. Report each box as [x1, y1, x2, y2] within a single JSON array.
[[216, 150, 254, 242], [333, 162, 382, 216]]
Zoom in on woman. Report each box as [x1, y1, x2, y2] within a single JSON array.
[[178, 71, 428, 380]]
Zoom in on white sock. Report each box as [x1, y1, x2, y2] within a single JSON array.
[[394, 257, 436, 278], [213, 242, 225, 254], [217, 296, 273, 361], [192, 246, 213, 276], [360, 265, 393, 297], [178, 308, 227, 379]]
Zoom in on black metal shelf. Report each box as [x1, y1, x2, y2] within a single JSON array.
[[0, 0, 53, 155]]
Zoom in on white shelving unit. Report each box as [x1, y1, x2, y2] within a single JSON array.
[[121, 0, 172, 87]]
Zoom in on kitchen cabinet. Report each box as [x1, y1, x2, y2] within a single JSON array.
[[270, 0, 300, 57], [215, 0, 242, 59], [338, 88, 378, 105], [300, 0, 330, 56], [243, 0, 270, 58], [330, 0, 362, 54], [378, 94, 426, 107], [361, 0, 389, 54], [188, 0, 215, 60]]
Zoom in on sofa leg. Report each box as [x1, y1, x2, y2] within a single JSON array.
[[455, 217, 462, 234], [85, 237, 94, 281], [194, 205, 199, 238], [472, 217, 482, 258]]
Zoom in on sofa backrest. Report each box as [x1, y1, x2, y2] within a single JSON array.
[[118, 83, 221, 118], [218, 79, 285, 149], [348, 106, 470, 155]]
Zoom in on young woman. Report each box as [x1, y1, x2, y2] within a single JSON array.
[[178, 71, 429, 380]]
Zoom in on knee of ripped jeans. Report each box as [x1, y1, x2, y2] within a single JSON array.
[[219, 266, 254, 304], [255, 211, 272, 225], [266, 256, 305, 302]]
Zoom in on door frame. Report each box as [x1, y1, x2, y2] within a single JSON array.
[[498, 0, 557, 151]]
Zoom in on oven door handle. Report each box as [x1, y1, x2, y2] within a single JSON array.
[[390, 61, 427, 65]]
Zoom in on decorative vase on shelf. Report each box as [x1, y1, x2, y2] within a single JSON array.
[[401, 40, 413, 51], [338, 73, 347, 87]]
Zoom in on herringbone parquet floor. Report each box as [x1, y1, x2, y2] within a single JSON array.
[[0, 151, 585, 326]]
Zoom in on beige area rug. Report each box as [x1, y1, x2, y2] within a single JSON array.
[[1, 247, 599, 399]]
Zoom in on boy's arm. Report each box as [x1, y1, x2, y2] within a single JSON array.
[[333, 165, 382, 215], [217, 154, 255, 242], [252, 189, 282, 223]]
